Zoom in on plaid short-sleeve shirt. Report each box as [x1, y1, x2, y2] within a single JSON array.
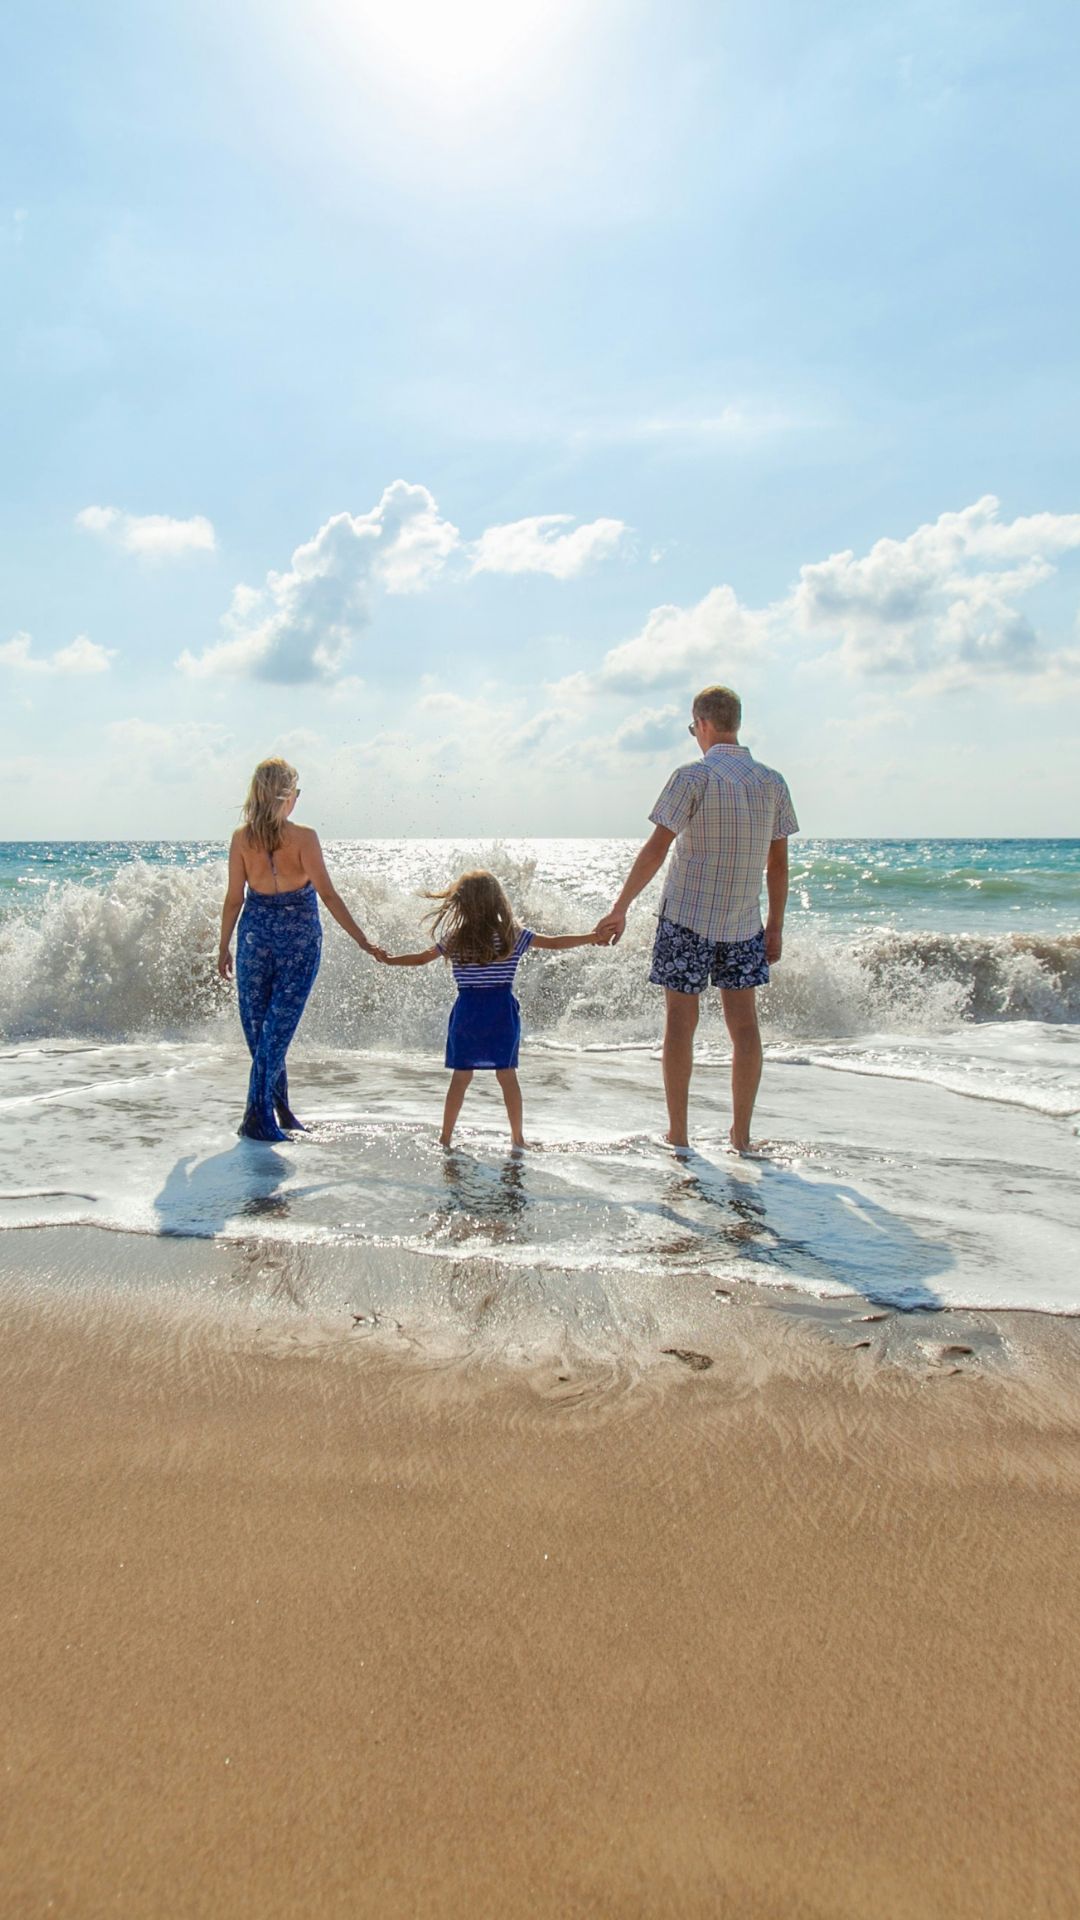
[[649, 744, 798, 943]]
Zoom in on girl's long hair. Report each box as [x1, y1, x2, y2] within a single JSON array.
[[424, 870, 518, 966], [241, 758, 298, 856]]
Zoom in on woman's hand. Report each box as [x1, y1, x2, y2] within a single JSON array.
[[218, 947, 234, 980], [357, 936, 389, 963]]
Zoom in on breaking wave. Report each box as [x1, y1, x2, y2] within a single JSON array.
[[1, 853, 1078, 1046]]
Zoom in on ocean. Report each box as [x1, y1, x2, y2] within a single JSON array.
[[2, 837, 1078, 1349]]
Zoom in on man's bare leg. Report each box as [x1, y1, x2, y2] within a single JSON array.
[[440, 1069, 473, 1146], [662, 988, 700, 1148], [495, 1068, 525, 1149], [720, 987, 762, 1151]]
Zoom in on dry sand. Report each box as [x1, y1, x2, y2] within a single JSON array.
[[3, 1261, 1080, 1919]]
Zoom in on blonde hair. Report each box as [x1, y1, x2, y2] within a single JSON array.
[[692, 684, 741, 732], [425, 870, 518, 966], [242, 758, 299, 856]]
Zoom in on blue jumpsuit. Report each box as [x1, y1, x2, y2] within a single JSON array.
[[235, 883, 322, 1141]]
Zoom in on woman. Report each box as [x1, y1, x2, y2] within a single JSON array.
[[218, 758, 384, 1141]]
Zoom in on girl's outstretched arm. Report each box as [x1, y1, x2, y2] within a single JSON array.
[[530, 932, 600, 951], [379, 946, 442, 967]]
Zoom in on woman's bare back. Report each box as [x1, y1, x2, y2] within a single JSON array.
[[234, 823, 314, 895]]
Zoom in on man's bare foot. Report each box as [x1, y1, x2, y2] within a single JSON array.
[[729, 1128, 774, 1157], [729, 1127, 751, 1154], [664, 1130, 692, 1156], [510, 1136, 526, 1152], [439, 1134, 455, 1149]]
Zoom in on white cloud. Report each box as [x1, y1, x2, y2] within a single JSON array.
[[470, 513, 629, 579], [508, 708, 564, 752], [792, 496, 1080, 677], [108, 718, 225, 749], [568, 496, 1080, 706], [107, 718, 233, 783], [612, 705, 685, 753], [178, 481, 459, 683], [76, 505, 216, 558], [179, 483, 630, 684], [578, 585, 771, 694], [369, 482, 461, 592], [0, 631, 115, 675]]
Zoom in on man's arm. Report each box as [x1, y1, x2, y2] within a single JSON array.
[[764, 837, 788, 963], [594, 826, 675, 944]]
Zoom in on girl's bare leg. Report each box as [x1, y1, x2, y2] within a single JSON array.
[[440, 1070, 473, 1146], [495, 1069, 525, 1148]]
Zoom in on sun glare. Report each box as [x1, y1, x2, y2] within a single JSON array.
[[344, 0, 584, 105]]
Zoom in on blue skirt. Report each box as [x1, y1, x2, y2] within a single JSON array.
[[446, 987, 521, 1071]]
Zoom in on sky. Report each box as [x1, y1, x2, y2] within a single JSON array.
[[3, 0, 1080, 840]]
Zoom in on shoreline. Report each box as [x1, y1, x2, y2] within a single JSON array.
[[4, 1241, 1080, 1916], [4, 1219, 1080, 1370]]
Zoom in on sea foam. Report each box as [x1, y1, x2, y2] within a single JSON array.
[[1, 851, 1078, 1046]]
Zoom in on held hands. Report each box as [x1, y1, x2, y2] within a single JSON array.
[[358, 936, 390, 964], [593, 909, 626, 947]]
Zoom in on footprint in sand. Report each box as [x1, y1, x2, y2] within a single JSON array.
[[921, 1340, 977, 1375]]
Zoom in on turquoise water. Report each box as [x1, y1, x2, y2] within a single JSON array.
[[3, 837, 1079, 933]]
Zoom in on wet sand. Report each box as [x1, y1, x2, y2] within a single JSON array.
[[3, 1263, 1080, 1918]]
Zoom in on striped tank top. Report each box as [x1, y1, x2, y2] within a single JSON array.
[[438, 927, 535, 989]]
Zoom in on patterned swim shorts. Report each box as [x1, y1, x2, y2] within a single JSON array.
[[649, 917, 770, 994]]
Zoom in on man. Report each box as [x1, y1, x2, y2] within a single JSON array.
[[595, 685, 797, 1153]]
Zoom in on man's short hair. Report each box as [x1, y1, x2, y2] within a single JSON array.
[[693, 685, 741, 732]]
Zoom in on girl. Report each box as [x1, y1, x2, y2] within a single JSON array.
[[380, 869, 598, 1149], [218, 757, 385, 1140]]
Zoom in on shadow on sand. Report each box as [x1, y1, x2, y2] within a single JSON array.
[[153, 1141, 320, 1239], [657, 1151, 954, 1310]]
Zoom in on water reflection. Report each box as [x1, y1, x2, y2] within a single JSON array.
[[427, 1149, 529, 1247]]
